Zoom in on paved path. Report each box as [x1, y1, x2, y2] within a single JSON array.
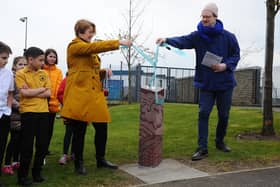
[[135, 166, 280, 187], [120, 159, 208, 184]]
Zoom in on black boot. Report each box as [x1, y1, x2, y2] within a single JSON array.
[[32, 168, 45, 183], [18, 168, 33, 186], [17, 177, 33, 186], [74, 160, 87, 175], [97, 158, 118, 169]]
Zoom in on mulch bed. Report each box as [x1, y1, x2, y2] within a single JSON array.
[[235, 132, 280, 141]]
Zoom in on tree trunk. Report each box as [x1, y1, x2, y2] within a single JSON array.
[[127, 0, 132, 104], [262, 0, 276, 136], [128, 47, 132, 104]]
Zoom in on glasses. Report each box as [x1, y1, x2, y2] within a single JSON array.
[[18, 63, 27, 66], [201, 15, 214, 19]]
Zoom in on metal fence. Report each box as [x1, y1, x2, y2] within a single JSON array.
[[110, 64, 197, 103], [109, 64, 280, 106]]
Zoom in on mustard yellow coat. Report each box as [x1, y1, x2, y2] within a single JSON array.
[[61, 37, 119, 123]]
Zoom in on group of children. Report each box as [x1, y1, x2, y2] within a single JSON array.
[[1, 17, 135, 186], [0, 41, 73, 186]]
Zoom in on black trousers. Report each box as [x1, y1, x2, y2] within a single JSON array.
[[92, 123, 108, 160], [18, 113, 49, 179], [0, 115, 10, 168], [63, 122, 73, 155], [46, 112, 56, 152], [5, 129, 20, 165], [68, 119, 87, 163]]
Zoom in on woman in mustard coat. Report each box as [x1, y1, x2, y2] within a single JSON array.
[[61, 19, 132, 175]]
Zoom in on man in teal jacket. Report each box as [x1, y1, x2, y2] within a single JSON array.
[[156, 2, 240, 161]]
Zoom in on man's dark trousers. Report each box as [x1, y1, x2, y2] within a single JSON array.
[[198, 88, 233, 149]]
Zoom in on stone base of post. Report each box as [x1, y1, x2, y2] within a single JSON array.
[[138, 88, 164, 167]]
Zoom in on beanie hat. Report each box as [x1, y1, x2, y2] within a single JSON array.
[[202, 3, 218, 17]]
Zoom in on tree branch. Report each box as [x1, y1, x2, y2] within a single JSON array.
[[274, 0, 280, 14]]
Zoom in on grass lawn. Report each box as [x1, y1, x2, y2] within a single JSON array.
[[1, 103, 280, 186]]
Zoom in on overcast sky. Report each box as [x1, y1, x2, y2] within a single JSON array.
[[1, 0, 279, 74]]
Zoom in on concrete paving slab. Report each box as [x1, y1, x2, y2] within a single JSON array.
[[120, 158, 209, 184], [138, 166, 280, 187]]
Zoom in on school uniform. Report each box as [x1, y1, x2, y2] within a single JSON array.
[[15, 67, 51, 182]]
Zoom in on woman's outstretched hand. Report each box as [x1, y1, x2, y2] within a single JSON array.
[[119, 40, 133, 47]]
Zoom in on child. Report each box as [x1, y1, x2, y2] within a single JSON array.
[[0, 41, 13, 186], [2, 56, 26, 175], [15, 47, 51, 185], [57, 73, 74, 165], [43, 49, 63, 156]]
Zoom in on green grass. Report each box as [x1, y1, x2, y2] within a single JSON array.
[[1, 103, 280, 186]]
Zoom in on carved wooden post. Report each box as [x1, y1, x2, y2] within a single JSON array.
[[139, 88, 164, 167]]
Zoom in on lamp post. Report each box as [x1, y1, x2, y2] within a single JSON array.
[[19, 17, 28, 52]]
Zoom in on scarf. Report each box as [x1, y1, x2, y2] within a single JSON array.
[[197, 19, 224, 42]]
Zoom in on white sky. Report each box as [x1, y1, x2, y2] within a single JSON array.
[[1, 0, 280, 75]]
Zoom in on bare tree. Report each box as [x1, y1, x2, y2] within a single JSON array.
[[262, 0, 280, 135], [118, 0, 153, 104], [104, 0, 159, 103]]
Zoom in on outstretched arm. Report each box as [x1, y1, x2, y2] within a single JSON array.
[[69, 39, 132, 56], [156, 33, 195, 49]]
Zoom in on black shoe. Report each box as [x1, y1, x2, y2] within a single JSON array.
[[32, 168, 45, 183], [74, 160, 87, 175], [191, 148, 208, 161], [75, 166, 87, 175], [18, 178, 33, 186], [33, 175, 45, 183], [97, 159, 118, 169], [216, 143, 231, 152], [46, 150, 53, 156]]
